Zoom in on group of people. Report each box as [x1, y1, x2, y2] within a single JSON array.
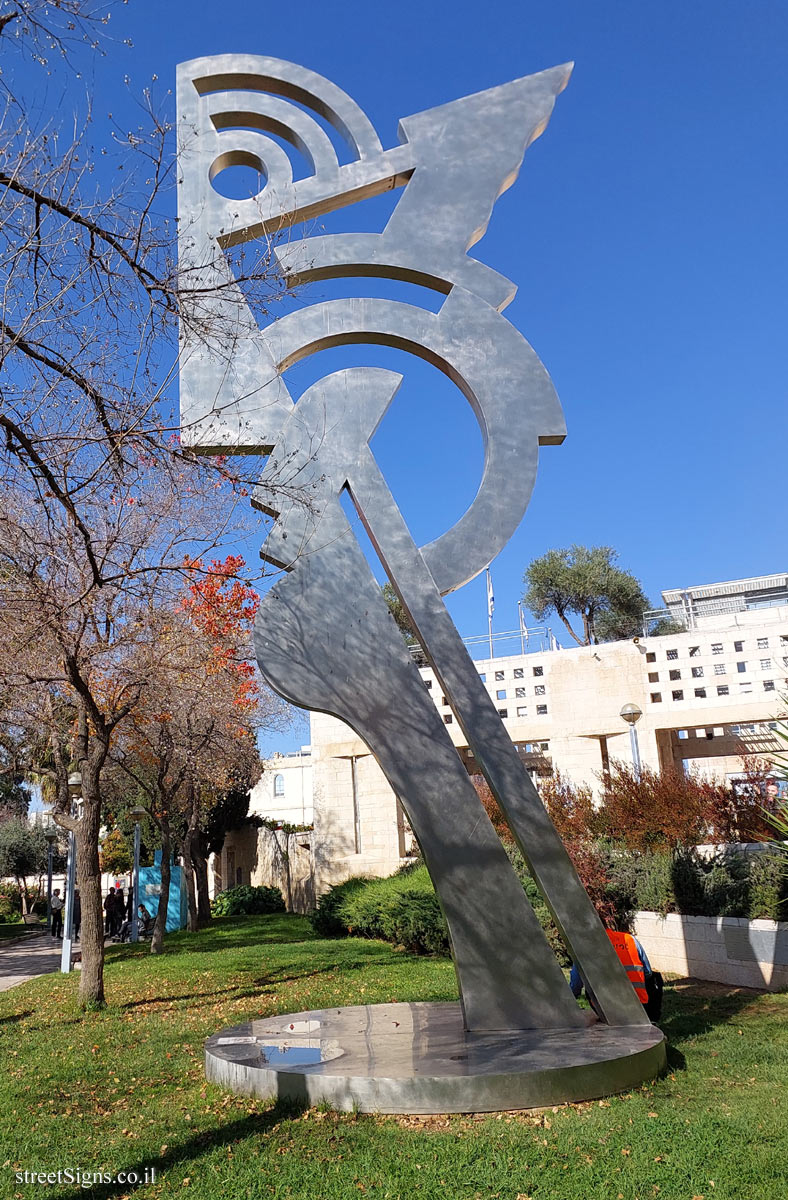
[[48, 884, 152, 943], [104, 885, 153, 940], [104, 884, 132, 938]]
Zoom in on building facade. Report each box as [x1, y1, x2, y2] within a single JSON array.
[[212, 748, 314, 908]]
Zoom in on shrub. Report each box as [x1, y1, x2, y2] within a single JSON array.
[[748, 851, 788, 921], [308, 868, 448, 955], [503, 844, 569, 965], [633, 852, 675, 916], [379, 890, 448, 955], [308, 877, 371, 938], [210, 884, 285, 917], [0, 883, 23, 922]]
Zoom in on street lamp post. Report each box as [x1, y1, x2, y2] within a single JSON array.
[[44, 830, 57, 936], [60, 771, 82, 974], [620, 703, 643, 779], [130, 806, 146, 943]]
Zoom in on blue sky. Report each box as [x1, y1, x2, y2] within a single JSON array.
[[18, 1, 788, 752]]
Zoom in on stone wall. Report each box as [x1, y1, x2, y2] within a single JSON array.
[[633, 910, 788, 990]]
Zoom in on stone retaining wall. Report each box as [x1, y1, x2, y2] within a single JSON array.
[[633, 910, 788, 990]]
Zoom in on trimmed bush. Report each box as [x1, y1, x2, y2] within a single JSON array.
[[309, 866, 448, 955], [211, 884, 285, 917], [748, 851, 788, 922], [308, 877, 371, 938]]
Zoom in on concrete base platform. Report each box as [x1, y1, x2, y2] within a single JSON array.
[[205, 1001, 666, 1114]]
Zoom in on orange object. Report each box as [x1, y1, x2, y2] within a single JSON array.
[[606, 930, 648, 1004]]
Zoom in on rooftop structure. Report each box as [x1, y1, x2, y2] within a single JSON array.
[[662, 572, 788, 629]]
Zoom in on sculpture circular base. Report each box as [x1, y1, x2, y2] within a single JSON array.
[[205, 1001, 666, 1114]]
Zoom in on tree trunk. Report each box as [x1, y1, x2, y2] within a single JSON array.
[[556, 608, 584, 646], [191, 837, 212, 926], [150, 816, 171, 956], [16, 878, 30, 916], [77, 788, 105, 1008], [182, 831, 198, 933], [182, 780, 200, 933]]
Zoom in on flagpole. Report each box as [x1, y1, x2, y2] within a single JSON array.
[[486, 568, 494, 660]]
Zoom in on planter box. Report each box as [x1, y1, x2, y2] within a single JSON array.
[[633, 910, 788, 990]]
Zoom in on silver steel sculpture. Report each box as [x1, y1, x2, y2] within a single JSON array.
[[179, 54, 665, 1109]]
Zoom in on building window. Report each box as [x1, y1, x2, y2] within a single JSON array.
[[689, 646, 700, 657], [646, 652, 656, 663], [478, 672, 486, 682], [534, 684, 546, 696], [691, 666, 704, 678], [443, 713, 453, 724], [536, 704, 547, 715], [516, 706, 528, 717], [694, 687, 707, 698], [736, 661, 746, 673], [273, 774, 284, 796], [764, 680, 776, 692], [498, 708, 508, 719], [757, 638, 769, 650], [672, 689, 684, 700], [714, 664, 726, 676], [441, 696, 448, 706], [648, 672, 659, 683], [666, 649, 678, 660], [540, 742, 549, 751], [533, 666, 544, 677], [495, 670, 505, 681], [669, 669, 681, 681], [740, 682, 752, 694], [760, 658, 771, 670], [717, 685, 729, 696], [424, 679, 432, 689], [712, 643, 723, 655], [734, 640, 744, 653], [513, 668, 524, 679], [496, 689, 507, 700], [650, 692, 662, 702], [515, 687, 526, 698]]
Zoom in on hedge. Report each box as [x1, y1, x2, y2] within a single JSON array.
[[309, 863, 448, 954], [308, 845, 788, 958], [211, 884, 286, 917]]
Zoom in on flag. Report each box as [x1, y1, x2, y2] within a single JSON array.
[[550, 630, 561, 652], [486, 569, 494, 619], [519, 602, 529, 645]]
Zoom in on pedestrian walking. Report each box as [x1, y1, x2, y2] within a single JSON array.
[[104, 890, 117, 937], [50, 889, 64, 939]]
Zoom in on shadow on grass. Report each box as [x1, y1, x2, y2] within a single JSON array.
[[116, 962, 348, 1012], [660, 978, 765, 1049], [47, 1101, 308, 1200], [0, 1008, 33, 1025]]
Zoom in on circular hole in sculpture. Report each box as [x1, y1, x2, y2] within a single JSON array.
[[209, 150, 267, 199]]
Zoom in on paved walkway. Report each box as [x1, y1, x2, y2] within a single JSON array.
[[0, 933, 64, 992]]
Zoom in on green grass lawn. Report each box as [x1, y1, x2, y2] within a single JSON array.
[[0, 914, 785, 1200]]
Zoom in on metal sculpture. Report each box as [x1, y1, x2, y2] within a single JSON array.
[[177, 56, 652, 1038]]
